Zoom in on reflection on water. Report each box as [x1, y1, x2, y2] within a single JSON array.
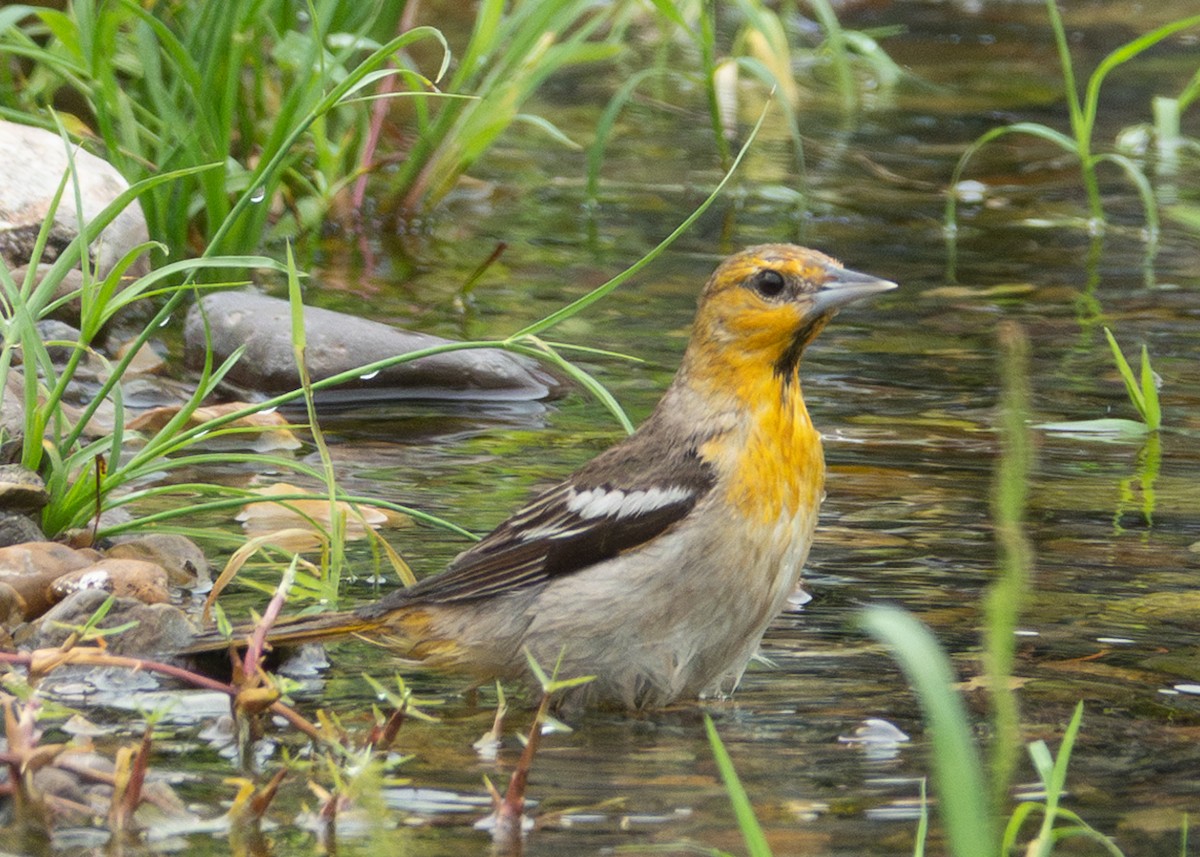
[[31, 1, 1200, 854]]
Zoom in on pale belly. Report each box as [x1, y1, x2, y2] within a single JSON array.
[[513, 496, 820, 709]]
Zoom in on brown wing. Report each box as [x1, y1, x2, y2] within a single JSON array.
[[357, 434, 716, 616]]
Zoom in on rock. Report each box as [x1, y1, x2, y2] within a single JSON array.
[[24, 589, 195, 656], [184, 291, 567, 402], [0, 374, 25, 441], [0, 120, 149, 282], [107, 534, 209, 588], [0, 541, 92, 618], [0, 580, 26, 628], [49, 558, 170, 606], [0, 464, 50, 548], [33, 319, 84, 364], [0, 464, 49, 513], [0, 514, 46, 548]]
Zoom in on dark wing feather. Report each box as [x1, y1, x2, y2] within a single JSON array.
[[358, 432, 716, 615]]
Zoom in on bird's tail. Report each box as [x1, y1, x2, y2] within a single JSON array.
[[184, 610, 386, 656]]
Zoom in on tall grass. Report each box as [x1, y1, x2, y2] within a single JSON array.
[[0, 1, 447, 256], [0, 1, 639, 251], [862, 323, 1127, 856], [586, 0, 902, 202], [945, 2, 1200, 249], [384, 0, 622, 215]]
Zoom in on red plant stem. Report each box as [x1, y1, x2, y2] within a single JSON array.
[[501, 694, 549, 822], [0, 650, 323, 742], [243, 581, 289, 679]]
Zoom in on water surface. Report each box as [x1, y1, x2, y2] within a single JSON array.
[[35, 2, 1200, 854]]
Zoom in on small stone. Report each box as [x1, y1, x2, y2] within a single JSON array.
[[25, 589, 194, 656], [0, 541, 93, 618], [107, 534, 209, 588], [0, 464, 49, 513], [114, 338, 166, 376], [50, 559, 169, 606], [0, 513, 47, 548]]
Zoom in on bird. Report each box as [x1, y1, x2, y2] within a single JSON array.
[[188, 245, 896, 709]]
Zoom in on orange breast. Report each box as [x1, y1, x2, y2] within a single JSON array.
[[702, 378, 825, 526]]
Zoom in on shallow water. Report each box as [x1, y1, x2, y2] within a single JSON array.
[[23, 1, 1200, 854]]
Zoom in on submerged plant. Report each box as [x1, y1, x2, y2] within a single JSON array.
[[862, 323, 1128, 856], [946, 2, 1200, 248], [586, 0, 901, 201]]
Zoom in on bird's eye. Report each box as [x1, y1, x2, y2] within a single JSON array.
[[750, 269, 787, 299]]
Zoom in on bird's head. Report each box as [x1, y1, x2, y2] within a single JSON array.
[[682, 244, 896, 394]]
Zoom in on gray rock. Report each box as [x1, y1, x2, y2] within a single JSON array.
[[184, 291, 567, 402], [107, 533, 210, 589], [0, 119, 149, 280], [24, 589, 195, 657]]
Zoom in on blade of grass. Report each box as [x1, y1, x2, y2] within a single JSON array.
[[1103, 328, 1148, 424], [860, 605, 993, 857], [704, 714, 772, 857], [511, 95, 773, 340], [983, 322, 1034, 809]]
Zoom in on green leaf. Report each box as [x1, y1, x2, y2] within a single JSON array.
[[1034, 418, 1150, 438], [1139, 344, 1161, 431], [860, 605, 993, 857], [704, 715, 772, 857], [1104, 327, 1146, 420]]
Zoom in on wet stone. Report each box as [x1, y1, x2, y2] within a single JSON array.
[[24, 589, 194, 657], [49, 558, 170, 605], [0, 580, 24, 628], [184, 291, 568, 402], [0, 120, 149, 283], [0, 541, 92, 618], [0, 464, 49, 513], [0, 514, 45, 549], [107, 534, 209, 588]]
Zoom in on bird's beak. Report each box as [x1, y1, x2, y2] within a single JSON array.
[[811, 265, 897, 316]]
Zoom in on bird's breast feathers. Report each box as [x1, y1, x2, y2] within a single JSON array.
[[704, 382, 825, 527]]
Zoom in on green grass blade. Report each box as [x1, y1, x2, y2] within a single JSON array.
[[1082, 13, 1200, 133], [1138, 345, 1161, 431], [984, 323, 1034, 809], [807, 0, 855, 112], [913, 777, 928, 857], [1092, 152, 1159, 244], [945, 121, 1077, 241], [860, 605, 993, 857], [1103, 328, 1147, 424], [704, 715, 772, 857], [512, 96, 773, 339], [1028, 701, 1086, 857], [510, 340, 633, 434], [1044, 0, 1085, 139]]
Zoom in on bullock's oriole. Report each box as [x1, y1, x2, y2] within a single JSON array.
[[189, 244, 895, 709]]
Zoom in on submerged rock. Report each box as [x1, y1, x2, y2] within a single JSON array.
[[184, 291, 567, 402]]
